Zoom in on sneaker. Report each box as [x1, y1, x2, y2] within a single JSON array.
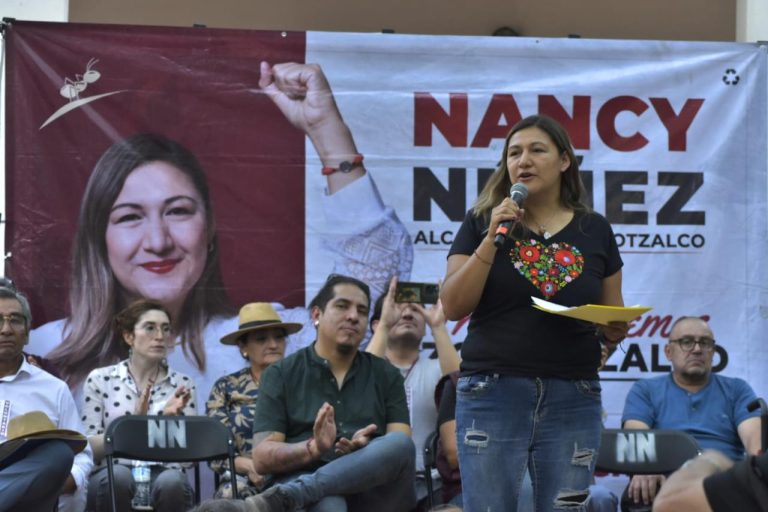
[[244, 486, 295, 512]]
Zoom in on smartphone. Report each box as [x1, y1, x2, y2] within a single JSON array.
[[395, 282, 439, 304]]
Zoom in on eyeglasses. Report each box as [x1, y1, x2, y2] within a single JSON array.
[[669, 336, 716, 352], [137, 324, 173, 337], [0, 314, 26, 331]]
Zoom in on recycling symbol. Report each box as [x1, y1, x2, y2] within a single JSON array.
[[723, 69, 740, 85]]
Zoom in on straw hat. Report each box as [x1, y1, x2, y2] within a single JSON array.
[[220, 303, 303, 345], [0, 411, 87, 464]]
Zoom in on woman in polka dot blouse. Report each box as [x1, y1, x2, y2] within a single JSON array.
[[82, 299, 198, 512]]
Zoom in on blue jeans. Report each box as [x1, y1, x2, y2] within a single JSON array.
[[519, 473, 619, 512], [0, 440, 74, 512], [456, 375, 603, 512], [273, 431, 416, 512]]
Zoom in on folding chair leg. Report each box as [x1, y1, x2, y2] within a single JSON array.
[[425, 475, 434, 509], [106, 457, 117, 512]]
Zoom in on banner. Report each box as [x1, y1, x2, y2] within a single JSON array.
[[5, 22, 767, 426], [306, 33, 768, 424]]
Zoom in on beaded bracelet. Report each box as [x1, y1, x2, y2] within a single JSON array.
[[305, 436, 315, 458], [474, 250, 492, 265]]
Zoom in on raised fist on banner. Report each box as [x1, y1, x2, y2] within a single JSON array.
[[258, 61, 362, 192]]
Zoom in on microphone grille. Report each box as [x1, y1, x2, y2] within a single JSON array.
[[510, 183, 529, 199]]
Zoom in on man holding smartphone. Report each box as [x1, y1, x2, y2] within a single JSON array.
[[366, 277, 461, 506]]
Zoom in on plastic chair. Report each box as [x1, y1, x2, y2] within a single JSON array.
[[595, 428, 700, 475], [104, 415, 239, 511]]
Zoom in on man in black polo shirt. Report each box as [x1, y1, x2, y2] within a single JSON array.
[[243, 274, 415, 512]]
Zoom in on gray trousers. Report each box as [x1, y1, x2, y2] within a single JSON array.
[[87, 464, 194, 512]]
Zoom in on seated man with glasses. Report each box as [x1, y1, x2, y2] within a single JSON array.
[[619, 316, 761, 512], [0, 283, 93, 511]]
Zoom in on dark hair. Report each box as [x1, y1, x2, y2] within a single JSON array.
[[491, 26, 520, 37], [309, 274, 371, 313], [114, 299, 172, 338], [48, 133, 235, 387], [473, 115, 589, 225]]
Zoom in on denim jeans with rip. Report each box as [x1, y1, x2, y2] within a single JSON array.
[[456, 374, 603, 512]]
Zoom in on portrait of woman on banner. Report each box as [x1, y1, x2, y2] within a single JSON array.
[[29, 62, 413, 404]]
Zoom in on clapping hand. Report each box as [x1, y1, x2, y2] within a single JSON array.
[[134, 383, 151, 415], [162, 385, 191, 416], [309, 402, 337, 458], [335, 424, 378, 455]]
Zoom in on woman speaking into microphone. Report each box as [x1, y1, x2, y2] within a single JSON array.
[[440, 115, 627, 512]]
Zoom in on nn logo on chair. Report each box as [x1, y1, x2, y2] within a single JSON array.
[[615, 432, 657, 464], [147, 418, 187, 449]]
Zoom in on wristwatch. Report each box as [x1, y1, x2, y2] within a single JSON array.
[[321, 154, 364, 176]]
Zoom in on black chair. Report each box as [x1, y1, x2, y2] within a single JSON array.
[[596, 428, 700, 512], [595, 428, 700, 475], [104, 415, 239, 511], [421, 430, 441, 510]]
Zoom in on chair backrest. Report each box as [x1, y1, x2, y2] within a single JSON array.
[[595, 428, 700, 475], [423, 430, 439, 470], [105, 415, 234, 462], [104, 414, 238, 507]]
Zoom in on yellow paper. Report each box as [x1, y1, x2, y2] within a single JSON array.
[[531, 297, 652, 325]]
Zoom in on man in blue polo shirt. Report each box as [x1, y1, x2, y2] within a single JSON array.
[[245, 274, 415, 512], [620, 316, 761, 511]]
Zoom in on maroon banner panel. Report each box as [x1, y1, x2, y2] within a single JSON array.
[[5, 21, 307, 326]]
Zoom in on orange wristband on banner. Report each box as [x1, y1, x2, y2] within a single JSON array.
[[321, 154, 364, 176]]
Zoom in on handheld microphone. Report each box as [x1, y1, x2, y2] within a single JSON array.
[[493, 183, 528, 248]]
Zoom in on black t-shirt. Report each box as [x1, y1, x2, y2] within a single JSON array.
[[449, 209, 622, 379], [437, 377, 457, 428], [703, 453, 768, 512]]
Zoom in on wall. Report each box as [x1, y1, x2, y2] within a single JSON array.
[[67, 0, 736, 41]]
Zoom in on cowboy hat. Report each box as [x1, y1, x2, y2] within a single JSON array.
[[0, 411, 87, 465], [220, 303, 303, 345]]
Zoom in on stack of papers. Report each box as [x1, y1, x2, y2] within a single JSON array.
[[531, 297, 652, 325]]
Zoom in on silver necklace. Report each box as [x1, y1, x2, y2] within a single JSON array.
[[529, 210, 558, 239]]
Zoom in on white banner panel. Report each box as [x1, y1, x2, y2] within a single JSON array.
[[306, 33, 768, 424]]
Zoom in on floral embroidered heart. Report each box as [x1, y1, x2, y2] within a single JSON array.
[[511, 239, 584, 297]]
